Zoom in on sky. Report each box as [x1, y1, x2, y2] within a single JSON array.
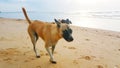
[[0, 0, 120, 12]]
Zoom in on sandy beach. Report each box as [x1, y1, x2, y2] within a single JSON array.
[[0, 18, 120, 68]]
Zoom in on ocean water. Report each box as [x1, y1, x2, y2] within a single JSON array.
[[0, 11, 120, 32]]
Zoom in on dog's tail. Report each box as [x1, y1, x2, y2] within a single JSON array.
[[22, 7, 31, 24]]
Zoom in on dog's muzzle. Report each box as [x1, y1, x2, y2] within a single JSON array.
[[62, 29, 74, 42], [67, 36, 74, 42]]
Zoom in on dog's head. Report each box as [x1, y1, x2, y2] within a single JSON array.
[[54, 19, 73, 42]]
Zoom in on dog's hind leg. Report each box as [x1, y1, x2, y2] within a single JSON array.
[[33, 32, 40, 58], [34, 32, 38, 41], [28, 30, 40, 58]]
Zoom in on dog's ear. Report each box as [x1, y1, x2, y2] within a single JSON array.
[[66, 19, 72, 24], [54, 19, 58, 23], [54, 19, 61, 28]]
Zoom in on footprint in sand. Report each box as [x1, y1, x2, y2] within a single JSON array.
[[0, 37, 6, 41], [3, 57, 12, 61], [79, 56, 96, 60], [63, 46, 76, 50], [0, 48, 21, 63], [114, 65, 120, 68], [45, 51, 57, 56], [84, 56, 91, 60], [63, 46, 67, 48], [24, 56, 36, 62], [73, 60, 78, 64], [24, 59, 30, 62], [0, 36, 13, 41], [68, 47, 76, 50], [97, 65, 104, 68], [116, 35, 120, 38], [85, 38, 90, 41], [3, 57, 15, 63], [118, 49, 120, 51], [0, 48, 20, 56], [36, 66, 41, 68], [0, 37, 5, 41]]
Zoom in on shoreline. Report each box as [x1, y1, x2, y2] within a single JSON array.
[[1, 17, 120, 32], [0, 17, 120, 32], [0, 18, 120, 68]]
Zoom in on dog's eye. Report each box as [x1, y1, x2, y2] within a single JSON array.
[[63, 30, 68, 34], [66, 27, 72, 33]]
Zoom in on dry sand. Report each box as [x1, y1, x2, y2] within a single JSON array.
[[0, 18, 120, 68]]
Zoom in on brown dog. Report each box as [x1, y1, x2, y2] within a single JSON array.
[[22, 7, 73, 64]]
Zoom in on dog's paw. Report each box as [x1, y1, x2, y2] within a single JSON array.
[[36, 56, 40, 58], [50, 60, 57, 64], [51, 61, 57, 64]]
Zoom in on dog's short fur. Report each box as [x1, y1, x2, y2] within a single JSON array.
[[22, 7, 73, 64]]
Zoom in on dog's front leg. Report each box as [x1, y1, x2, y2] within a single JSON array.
[[45, 46, 56, 64], [52, 45, 55, 54]]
